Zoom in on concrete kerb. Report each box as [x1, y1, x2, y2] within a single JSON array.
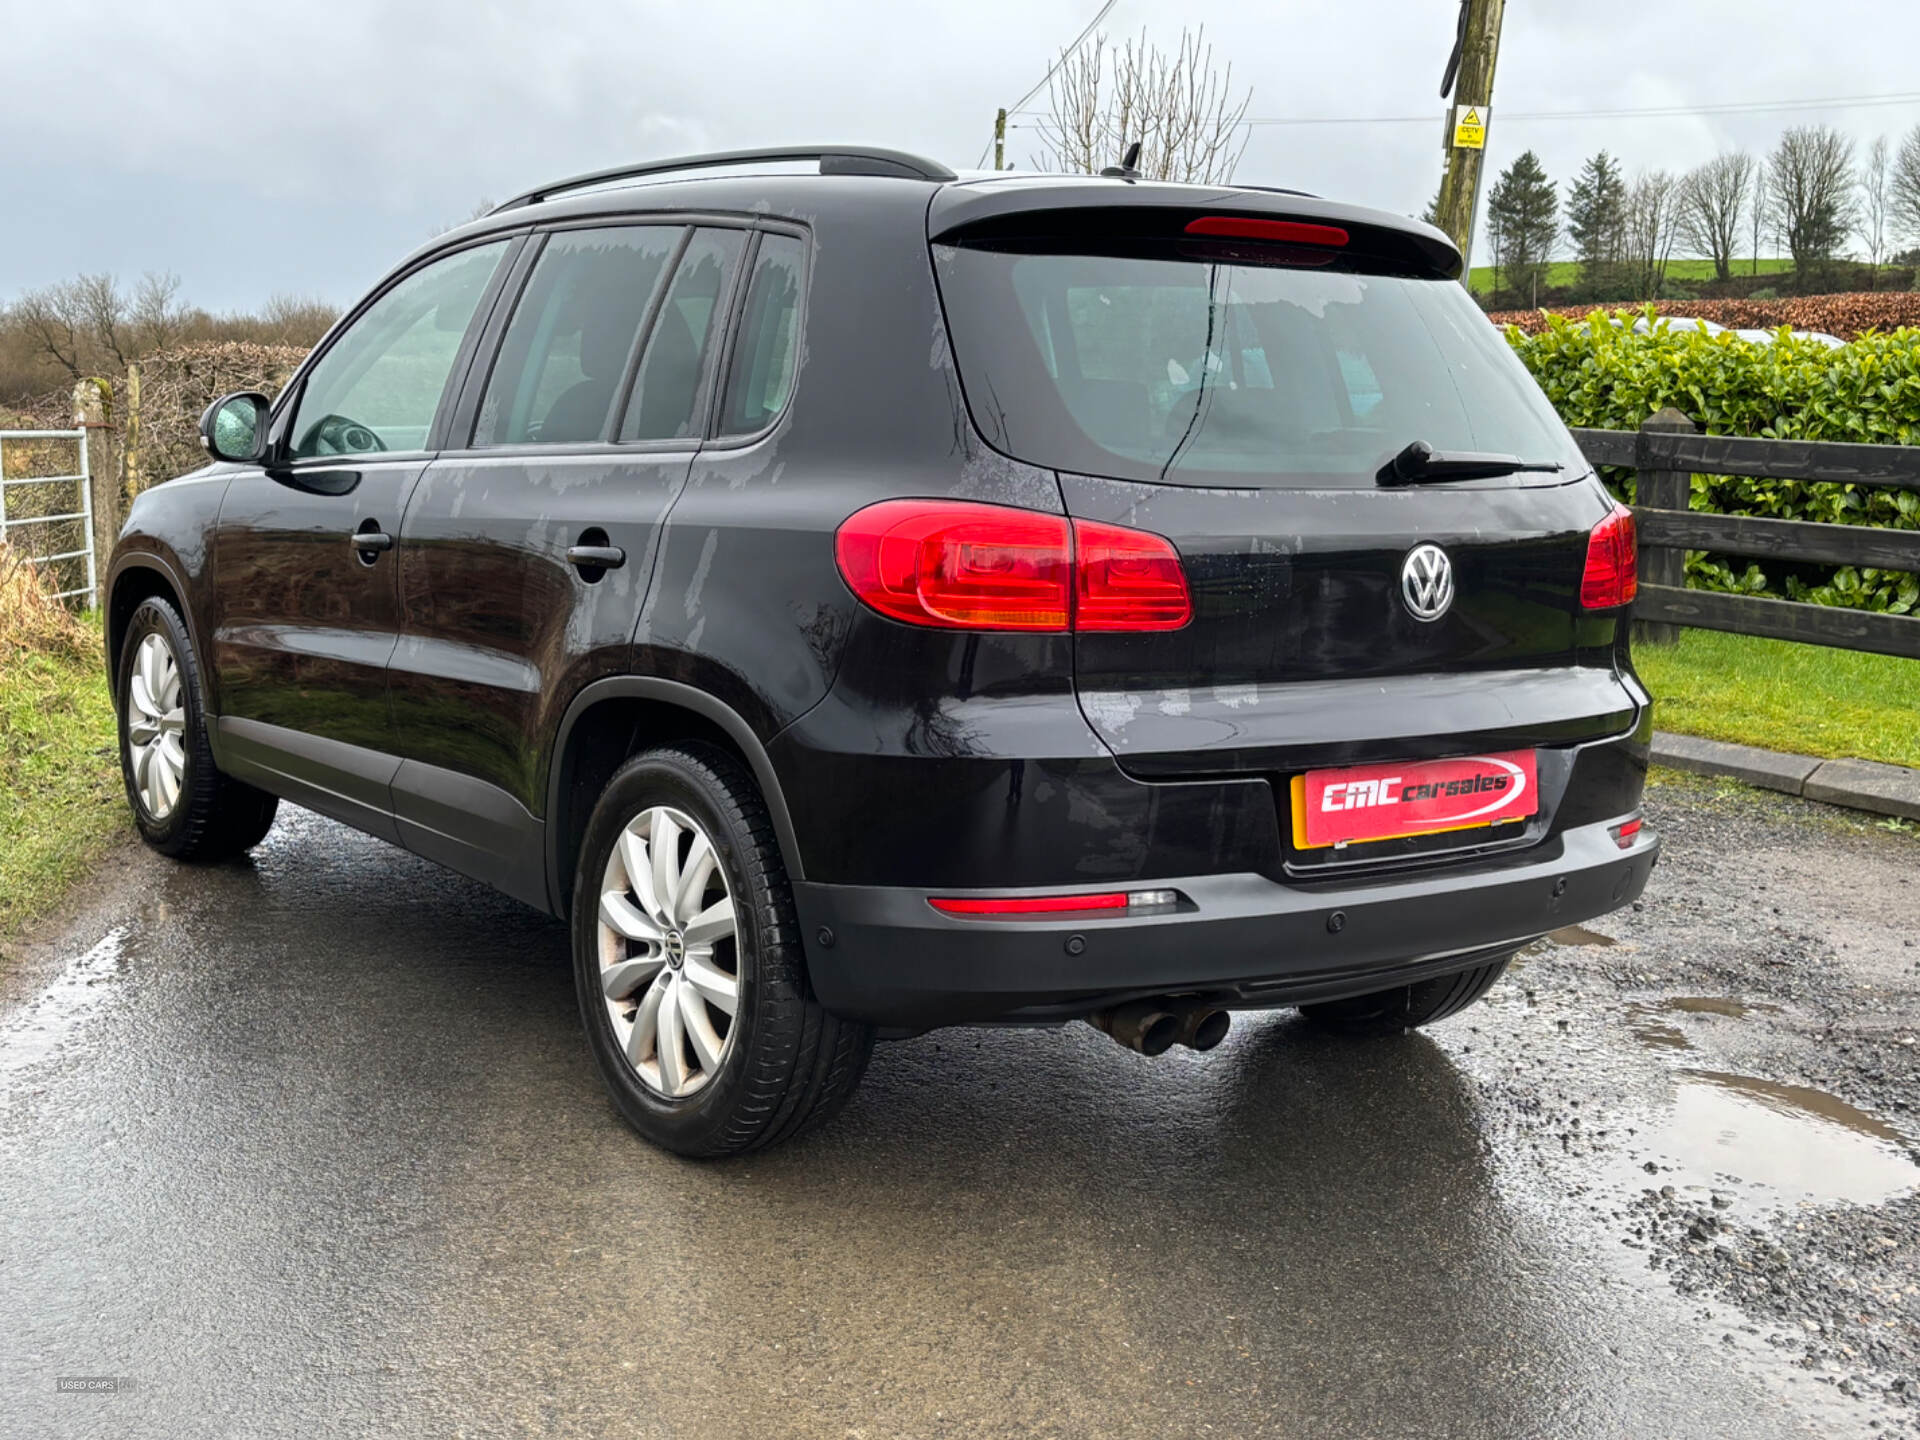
[[1651, 731, 1920, 824]]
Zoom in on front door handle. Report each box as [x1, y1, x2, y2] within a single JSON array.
[[351, 524, 392, 558], [566, 544, 626, 571]]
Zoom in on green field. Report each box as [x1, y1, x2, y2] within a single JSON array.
[[1467, 257, 1794, 299], [1635, 628, 1920, 771]]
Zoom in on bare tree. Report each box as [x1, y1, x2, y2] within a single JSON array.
[[257, 294, 342, 347], [1749, 160, 1770, 276], [1675, 152, 1752, 282], [9, 285, 88, 380], [131, 272, 186, 354], [1860, 136, 1891, 289], [1891, 123, 1920, 248], [1768, 125, 1858, 287], [1033, 27, 1251, 184], [1621, 171, 1681, 300]]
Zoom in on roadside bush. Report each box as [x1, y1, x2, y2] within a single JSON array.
[[0, 542, 97, 662], [1507, 312, 1920, 614], [1491, 291, 1920, 340], [1748, 287, 1779, 301]]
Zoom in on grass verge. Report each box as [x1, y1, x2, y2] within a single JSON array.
[[1635, 628, 1920, 770], [1467, 257, 1793, 297], [0, 629, 124, 952]]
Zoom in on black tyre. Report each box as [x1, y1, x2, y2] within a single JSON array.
[[571, 742, 873, 1157], [116, 596, 279, 860], [1297, 953, 1515, 1038]]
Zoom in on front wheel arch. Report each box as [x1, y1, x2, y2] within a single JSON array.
[[545, 678, 806, 920]]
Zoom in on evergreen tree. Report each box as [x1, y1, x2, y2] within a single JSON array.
[[1485, 151, 1559, 306], [1566, 151, 1627, 296]]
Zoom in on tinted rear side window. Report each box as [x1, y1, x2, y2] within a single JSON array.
[[717, 233, 805, 436], [474, 226, 680, 446], [932, 246, 1582, 487], [619, 228, 746, 443]]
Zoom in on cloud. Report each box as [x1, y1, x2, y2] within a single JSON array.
[[4, 0, 1915, 307]]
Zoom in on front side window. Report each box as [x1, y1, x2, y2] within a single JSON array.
[[619, 228, 745, 443], [717, 233, 805, 436], [289, 241, 508, 459], [472, 226, 681, 446]]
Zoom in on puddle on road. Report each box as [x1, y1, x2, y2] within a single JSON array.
[[0, 927, 127, 1089], [1625, 995, 1786, 1052], [1650, 1070, 1919, 1205]]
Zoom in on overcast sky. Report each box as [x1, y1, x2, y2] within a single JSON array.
[[6, 0, 1916, 310]]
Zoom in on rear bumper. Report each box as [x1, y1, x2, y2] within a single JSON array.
[[793, 817, 1659, 1029]]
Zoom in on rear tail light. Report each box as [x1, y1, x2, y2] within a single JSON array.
[[834, 499, 1071, 630], [1581, 503, 1639, 610], [835, 500, 1190, 633], [929, 888, 1180, 917], [1073, 520, 1192, 631]]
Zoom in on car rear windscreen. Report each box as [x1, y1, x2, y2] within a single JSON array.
[[932, 245, 1585, 488]]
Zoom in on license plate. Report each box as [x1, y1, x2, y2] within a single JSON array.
[[1291, 750, 1539, 849]]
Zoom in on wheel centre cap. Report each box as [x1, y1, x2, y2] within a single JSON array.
[[665, 929, 686, 969]]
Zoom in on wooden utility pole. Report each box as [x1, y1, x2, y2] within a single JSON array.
[[1434, 0, 1506, 271], [994, 108, 1007, 171]]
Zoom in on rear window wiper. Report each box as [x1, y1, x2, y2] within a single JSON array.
[[1376, 439, 1564, 487]]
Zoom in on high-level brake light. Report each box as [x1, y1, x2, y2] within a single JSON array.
[[1183, 216, 1350, 247], [835, 499, 1191, 633]]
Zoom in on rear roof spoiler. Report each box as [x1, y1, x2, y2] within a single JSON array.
[[928, 180, 1461, 281]]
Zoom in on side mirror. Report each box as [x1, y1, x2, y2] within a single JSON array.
[[199, 392, 272, 464]]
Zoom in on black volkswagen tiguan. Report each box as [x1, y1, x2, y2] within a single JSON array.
[[106, 147, 1658, 1155]]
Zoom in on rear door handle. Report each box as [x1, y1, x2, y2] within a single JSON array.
[[351, 526, 392, 553], [566, 544, 626, 571]]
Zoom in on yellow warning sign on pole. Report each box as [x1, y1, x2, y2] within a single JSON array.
[[1452, 104, 1488, 150]]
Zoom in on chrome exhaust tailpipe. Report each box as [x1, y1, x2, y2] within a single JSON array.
[[1087, 1001, 1180, 1056], [1175, 1007, 1231, 1052]]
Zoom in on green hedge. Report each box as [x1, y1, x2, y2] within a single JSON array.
[[1506, 311, 1920, 615]]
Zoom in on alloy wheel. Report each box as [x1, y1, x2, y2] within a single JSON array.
[[126, 632, 187, 820], [596, 806, 741, 1099]]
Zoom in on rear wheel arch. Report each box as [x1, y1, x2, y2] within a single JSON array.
[[545, 677, 805, 918]]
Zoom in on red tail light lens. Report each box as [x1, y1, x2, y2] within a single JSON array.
[[834, 499, 1072, 630], [835, 501, 1191, 633], [1581, 503, 1639, 610], [1184, 216, 1350, 247], [1074, 520, 1192, 631]]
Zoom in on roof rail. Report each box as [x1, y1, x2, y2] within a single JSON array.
[[490, 147, 958, 214]]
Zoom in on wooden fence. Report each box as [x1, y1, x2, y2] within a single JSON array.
[[1572, 408, 1920, 660]]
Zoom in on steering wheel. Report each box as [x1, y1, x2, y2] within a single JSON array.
[[303, 413, 388, 456]]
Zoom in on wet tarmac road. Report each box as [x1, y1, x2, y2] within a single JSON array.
[[3, 789, 1914, 1439]]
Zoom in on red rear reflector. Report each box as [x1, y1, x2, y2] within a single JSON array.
[[1074, 519, 1192, 631], [835, 498, 1072, 630], [835, 501, 1190, 633], [1184, 216, 1349, 247], [1612, 817, 1644, 848], [1581, 503, 1639, 610], [929, 892, 1129, 916]]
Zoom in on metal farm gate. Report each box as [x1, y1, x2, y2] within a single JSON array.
[[0, 427, 96, 606]]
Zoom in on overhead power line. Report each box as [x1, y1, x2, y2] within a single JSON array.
[[1007, 88, 1920, 130], [978, 0, 1123, 168]]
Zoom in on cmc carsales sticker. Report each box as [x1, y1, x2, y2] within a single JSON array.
[[1295, 750, 1538, 848]]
